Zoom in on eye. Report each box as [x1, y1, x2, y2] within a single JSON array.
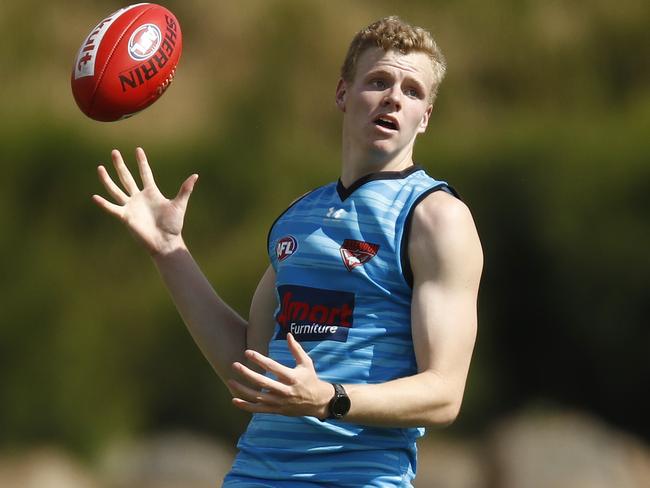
[[371, 79, 387, 90], [405, 87, 422, 99]]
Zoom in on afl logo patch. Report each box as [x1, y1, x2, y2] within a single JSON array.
[[128, 24, 162, 61], [276, 236, 298, 261]]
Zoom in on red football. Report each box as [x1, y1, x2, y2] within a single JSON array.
[[71, 3, 182, 122]]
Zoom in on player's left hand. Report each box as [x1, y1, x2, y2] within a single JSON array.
[[228, 333, 333, 419]]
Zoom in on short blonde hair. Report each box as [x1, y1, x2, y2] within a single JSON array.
[[341, 16, 447, 103]]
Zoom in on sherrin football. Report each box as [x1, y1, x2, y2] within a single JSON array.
[[71, 3, 182, 122]]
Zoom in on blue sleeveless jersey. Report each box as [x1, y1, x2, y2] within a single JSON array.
[[224, 165, 456, 488]]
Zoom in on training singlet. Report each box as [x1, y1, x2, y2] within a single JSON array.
[[223, 165, 457, 488]]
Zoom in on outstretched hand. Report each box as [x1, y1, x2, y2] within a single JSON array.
[[92, 147, 198, 256], [228, 333, 334, 419]]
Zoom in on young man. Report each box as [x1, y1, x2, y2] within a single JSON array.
[[94, 16, 483, 488]]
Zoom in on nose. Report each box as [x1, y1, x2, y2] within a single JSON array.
[[382, 86, 402, 110]]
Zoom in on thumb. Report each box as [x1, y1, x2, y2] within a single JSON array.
[[174, 174, 199, 209], [287, 333, 311, 366]]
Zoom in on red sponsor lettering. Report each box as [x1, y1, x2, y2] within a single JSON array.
[[277, 291, 353, 328]]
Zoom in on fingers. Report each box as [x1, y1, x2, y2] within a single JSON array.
[[229, 378, 285, 415], [173, 174, 198, 210], [101, 148, 197, 205], [232, 361, 291, 395], [97, 165, 129, 204], [135, 147, 157, 189], [243, 350, 295, 384], [231, 397, 277, 414], [229, 342, 320, 418], [227, 378, 282, 406], [91, 194, 123, 219], [111, 149, 140, 195]]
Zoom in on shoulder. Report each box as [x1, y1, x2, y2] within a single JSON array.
[[270, 182, 334, 227], [267, 183, 335, 251], [411, 190, 474, 236], [409, 191, 483, 283], [286, 182, 336, 208]]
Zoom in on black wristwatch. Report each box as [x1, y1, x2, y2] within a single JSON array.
[[327, 383, 351, 419]]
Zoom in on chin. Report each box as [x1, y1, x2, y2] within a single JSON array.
[[372, 136, 405, 152], [366, 145, 401, 164]]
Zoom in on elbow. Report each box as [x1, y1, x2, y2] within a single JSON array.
[[424, 400, 462, 428], [417, 371, 466, 428], [428, 408, 459, 428]]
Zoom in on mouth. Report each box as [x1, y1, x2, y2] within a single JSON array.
[[373, 115, 399, 131]]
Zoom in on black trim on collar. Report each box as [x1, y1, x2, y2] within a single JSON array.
[[401, 184, 461, 288], [336, 165, 423, 201]]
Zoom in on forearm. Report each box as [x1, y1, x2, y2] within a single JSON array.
[[342, 371, 462, 428], [152, 239, 248, 382], [228, 338, 467, 426]]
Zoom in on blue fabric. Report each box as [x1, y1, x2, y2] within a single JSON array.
[[226, 167, 452, 487], [223, 472, 413, 487]]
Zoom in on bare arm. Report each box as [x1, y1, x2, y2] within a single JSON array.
[[342, 191, 483, 426], [150, 245, 248, 381], [228, 191, 483, 427], [93, 148, 277, 384]]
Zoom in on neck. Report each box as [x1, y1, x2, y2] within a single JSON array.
[[340, 140, 415, 187]]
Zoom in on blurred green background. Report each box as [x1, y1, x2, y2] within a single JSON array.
[[0, 0, 648, 464]]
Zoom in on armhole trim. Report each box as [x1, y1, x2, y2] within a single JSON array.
[[266, 185, 326, 257], [400, 184, 461, 288]]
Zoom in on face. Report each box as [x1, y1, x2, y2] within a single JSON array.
[[336, 47, 435, 164]]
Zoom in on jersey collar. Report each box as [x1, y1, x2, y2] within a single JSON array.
[[336, 165, 423, 201]]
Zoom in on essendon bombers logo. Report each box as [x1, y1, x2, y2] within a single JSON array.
[[340, 239, 379, 271], [275, 285, 354, 342], [276, 236, 298, 262]]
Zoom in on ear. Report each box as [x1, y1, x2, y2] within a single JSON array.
[[417, 104, 434, 134], [335, 78, 347, 112]]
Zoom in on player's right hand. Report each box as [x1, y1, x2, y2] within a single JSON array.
[[92, 147, 198, 256]]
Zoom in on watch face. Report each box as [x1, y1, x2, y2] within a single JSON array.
[[328, 383, 351, 419], [331, 394, 351, 417]]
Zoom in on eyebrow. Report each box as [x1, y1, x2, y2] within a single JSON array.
[[364, 68, 393, 81]]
